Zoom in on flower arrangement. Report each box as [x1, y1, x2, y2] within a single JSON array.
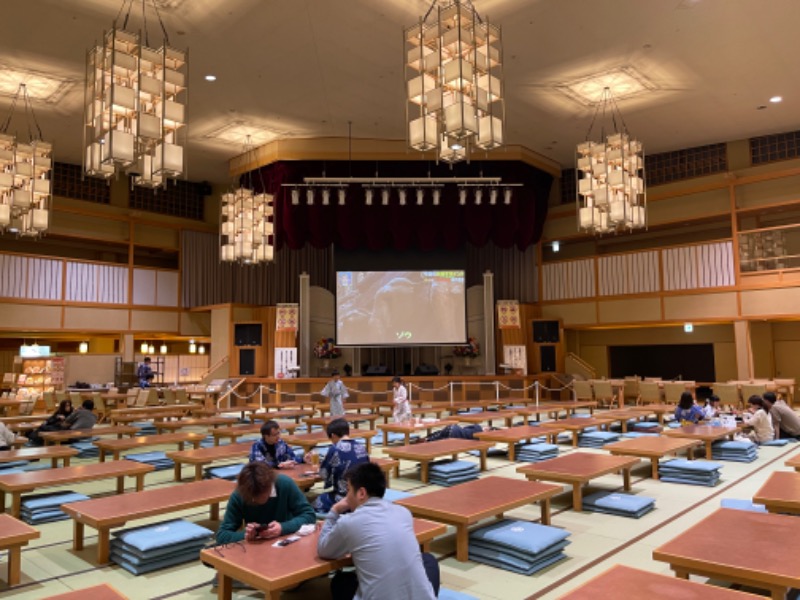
[[313, 337, 342, 360], [453, 337, 480, 359]]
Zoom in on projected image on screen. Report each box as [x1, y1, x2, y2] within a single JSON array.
[[336, 270, 466, 345]]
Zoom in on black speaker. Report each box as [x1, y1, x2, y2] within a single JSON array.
[[540, 345, 556, 372], [365, 365, 388, 376], [234, 323, 262, 346], [239, 349, 255, 375], [414, 364, 440, 376], [533, 320, 560, 343]]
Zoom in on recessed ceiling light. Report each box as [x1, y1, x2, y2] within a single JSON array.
[[556, 66, 657, 107], [770, 96, 783, 103], [205, 121, 290, 145], [0, 66, 72, 103], [205, 75, 217, 82]]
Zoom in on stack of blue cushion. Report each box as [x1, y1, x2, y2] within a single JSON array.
[[578, 431, 620, 448], [20, 491, 89, 524], [711, 439, 758, 462], [70, 441, 99, 458], [110, 519, 213, 575], [370, 432, 415, 446], [620, 431, 660, 439], [515, 443, 558, 462], [382, 488, 414, 502], [658, 458, 722, 486], [124, 451, 174, 470], [438, 589, 480, 600], [130, 422, 158, 436], [468, 519, 570, 575], [457, 407, 485, 414], [582, 491, 655, 518], [427, 460, 478, 487], [0, 461, 29, 470], [720, 498, 767, 513], [200, 435, 216, 448], [205, 463, 245, 480], [632, 422, 661, 433]]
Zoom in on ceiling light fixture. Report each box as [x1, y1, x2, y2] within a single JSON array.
[[204, 74, 217, 82], [160, 343, 168, 354], [140, 341, 149, 354], [405, 0, 505, 163], [188, 339, 196, 353], [0, 83, 52, 238], [79, 341, 89, 354], [770, 96, 783, 103], [83, 1, 187, 188], [220, 136, 274, 264], [576, 87, 646, 235]]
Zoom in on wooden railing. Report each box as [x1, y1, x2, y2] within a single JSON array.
[[565, 352, 596, 380]]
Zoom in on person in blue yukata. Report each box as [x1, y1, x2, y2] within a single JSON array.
[[308, 418, 369, 513], [137, 356, 155, 388], [320, 370, 349, 417], [674, 392, 705, 424], [249, 420, 303, 468]]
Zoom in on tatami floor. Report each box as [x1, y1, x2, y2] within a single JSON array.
[[2, 415, 799, 600]]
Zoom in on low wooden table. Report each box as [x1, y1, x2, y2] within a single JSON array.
[[39, 425, 139, 445], [304, 414, 380, 430], [62, 478, 235, 564], [662, 424, 740, 457], [553, 416, 616, 446], [543, 400, 597, 418], [94, 431, 206, 461], [376, 419, 456, 446], [0, 514, 40, 586], [167, 441, 252, 481], [283, 429, 377, 454], [557, 564, 763, 600], [786, 452, 800, 471], [200, 519, 446, 600], [516, 452, 639, 511], [455, 409, 527, 428], [628, 403, 676, 424], [0, 461, 154, 518], [396, 476, 561, 561], [246, 408, 313, 423], [0, 446, 78, 468], [42, 583, 129, 600], [597, 409, 647, 433], [653, 508, 800, 600], [605, 436, 702, 479], [473, 424, 566, 460], [316, 402, 375, 416], [210, 423, 298, 446], [383, 438, 493, 483], [109, 410, 186, 424], [752, 471, 800, 515], [152, 416, 240, 433]]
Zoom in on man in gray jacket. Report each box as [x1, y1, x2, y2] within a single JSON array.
[[63, 399, 98, 430]]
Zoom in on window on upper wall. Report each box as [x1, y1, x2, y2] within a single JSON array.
[[750, 130, 800, 165], [129, 179, 206, 221], [53, 162, 111, 204]]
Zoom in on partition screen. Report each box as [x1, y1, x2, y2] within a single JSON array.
[[336, 270, 466, 346], [609, 344, 715, 382]]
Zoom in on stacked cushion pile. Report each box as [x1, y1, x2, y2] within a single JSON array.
[[514, 443, 558, 462], [70, 440, 99, 458], [427, 460, 478, 487], [370, 432, 415, 446], [577, 431, 620, 448], [200, 435, 216, 448], [711, 439, 758, 462], [582, 491, 655, 518], [110, 519, 213, 575], [0, 461, 29, 471], [130, 422, 158, 436], [620, 431, 659, 439], [205, 463, 245, 480], [658, 458, 722, 486], [468, 519, 570, 575], [761, 438, 794, 447], [124, 451, 174, 470], [20, 491, 89, 524]]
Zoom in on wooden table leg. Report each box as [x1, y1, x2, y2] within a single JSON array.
[[97, 527, 111, 563], [195, 464, 203, 481], [420, 460, 430, 483], [383, 430, 389, 446], [455, 525, 469, 561], [571, 483, 583, 512], [218, 573, 233, 600], [540, 498, 551, 525], [210, 501, 220, 521], [672, 566, 689, 580], [7, 545, 21, 586], [508, 443, 516, 462], [116, 475, 125, 494], [651, 458, 659, 479], [479, 450, 487, 472], [365, 437, 372, 454], [572, 431, 578, 447], [0, 491, 5, 513], [173, 461, 182, 481], [706, 441, 713, 458], [623, 468, 631, 491], [73, 520, 85, 550], [11, 492, 21, 519], [99, 449, 106, 463]]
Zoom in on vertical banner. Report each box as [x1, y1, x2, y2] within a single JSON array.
[[274, 348, 298, 379], [276, 303, 299, 332], [497, 299, 521, 329], [503, 345, 527, 375]]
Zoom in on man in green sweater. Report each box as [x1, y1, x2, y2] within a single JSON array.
[[216, 462, 316, 544]]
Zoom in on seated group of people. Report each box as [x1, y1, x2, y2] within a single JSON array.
[[26, 398, 98, 445], [674, 390, 800, 444], [220, 417, 440, 599]]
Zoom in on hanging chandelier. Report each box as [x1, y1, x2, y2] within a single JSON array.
[[220, 138, 275, 264], [576, 87, 646, 234], [404, 0, 505, 164], [0, 83, 52, 237], [83, 0, 187, 188]]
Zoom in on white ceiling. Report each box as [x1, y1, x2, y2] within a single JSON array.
[[1, 0, 799, 185]]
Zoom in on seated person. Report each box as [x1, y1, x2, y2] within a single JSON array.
[[318, 462, 439, 600], [63, 399, 97, 430], [308, 418, 369, 513], [249, 420, 302, 468], [763, 391, 800, 439], [739, 395, 775, 444], [674, 392, 704, 424], [216, 461, 316, 544], [28, 399, 73, 445], [702, 394, 721, 420], [0, 421, 16, 451]]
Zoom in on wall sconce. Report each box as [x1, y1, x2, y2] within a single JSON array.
[[552, 241, 560, 252], [160, 344, 168, 354], [198, 345, 206, 355], [189, 339, 197, 354], [148, 344, 155, 354], [140, 342, 149, 354], [79, 341, 89, 354]]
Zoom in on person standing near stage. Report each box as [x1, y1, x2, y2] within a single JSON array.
[[392, 376, 411, 423], [137, 356, 155, 388], [321, 370, 349, 417]]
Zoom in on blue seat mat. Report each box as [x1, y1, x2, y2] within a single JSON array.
[[429, 474, 479, 486], [711, 454, 756, 463], [620, 432, 660, 438], [0, 461, 30, 470], [110, 538, 209, 561], [21, 491, 90, 510], [438, 588, 480, 600], [205, 463, 245, 480], [761, 439, 794, 446], [110, 549, 203, 575], [659, 459, 723, 472], [469, 538, 570, 563], [580, 431, 619, 441], [584, 505, 654, 518], [112, 519, 213, 552], [469, 519, 569, 555], [516, 442, 557, 452], [468, 547, 567, 575], [712, 440, 756, 450], [383, 489, 414, 502], [659, 476, 720, 487], [428, 460, 478, 474], [20, 510, 71, 524], [720, 498, 768, 513], [582, 491, 655, 512]]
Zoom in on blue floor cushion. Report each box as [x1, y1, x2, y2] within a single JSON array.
[[113, 519, 213, 552], [382, 489, 414, 502], [582, 491, 655, 518], [469, 519, 570, 555], [720, 498, 768, 513], [660, 458, 723, 472], [205, 463, 245, 480], [438, 588, 480, 600], [428, 460, 478, 475], [761, 438, 792, 446]]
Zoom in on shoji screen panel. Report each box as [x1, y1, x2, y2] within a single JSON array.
[[542, 259, 595, 301], [599, 251, 659, 296]]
